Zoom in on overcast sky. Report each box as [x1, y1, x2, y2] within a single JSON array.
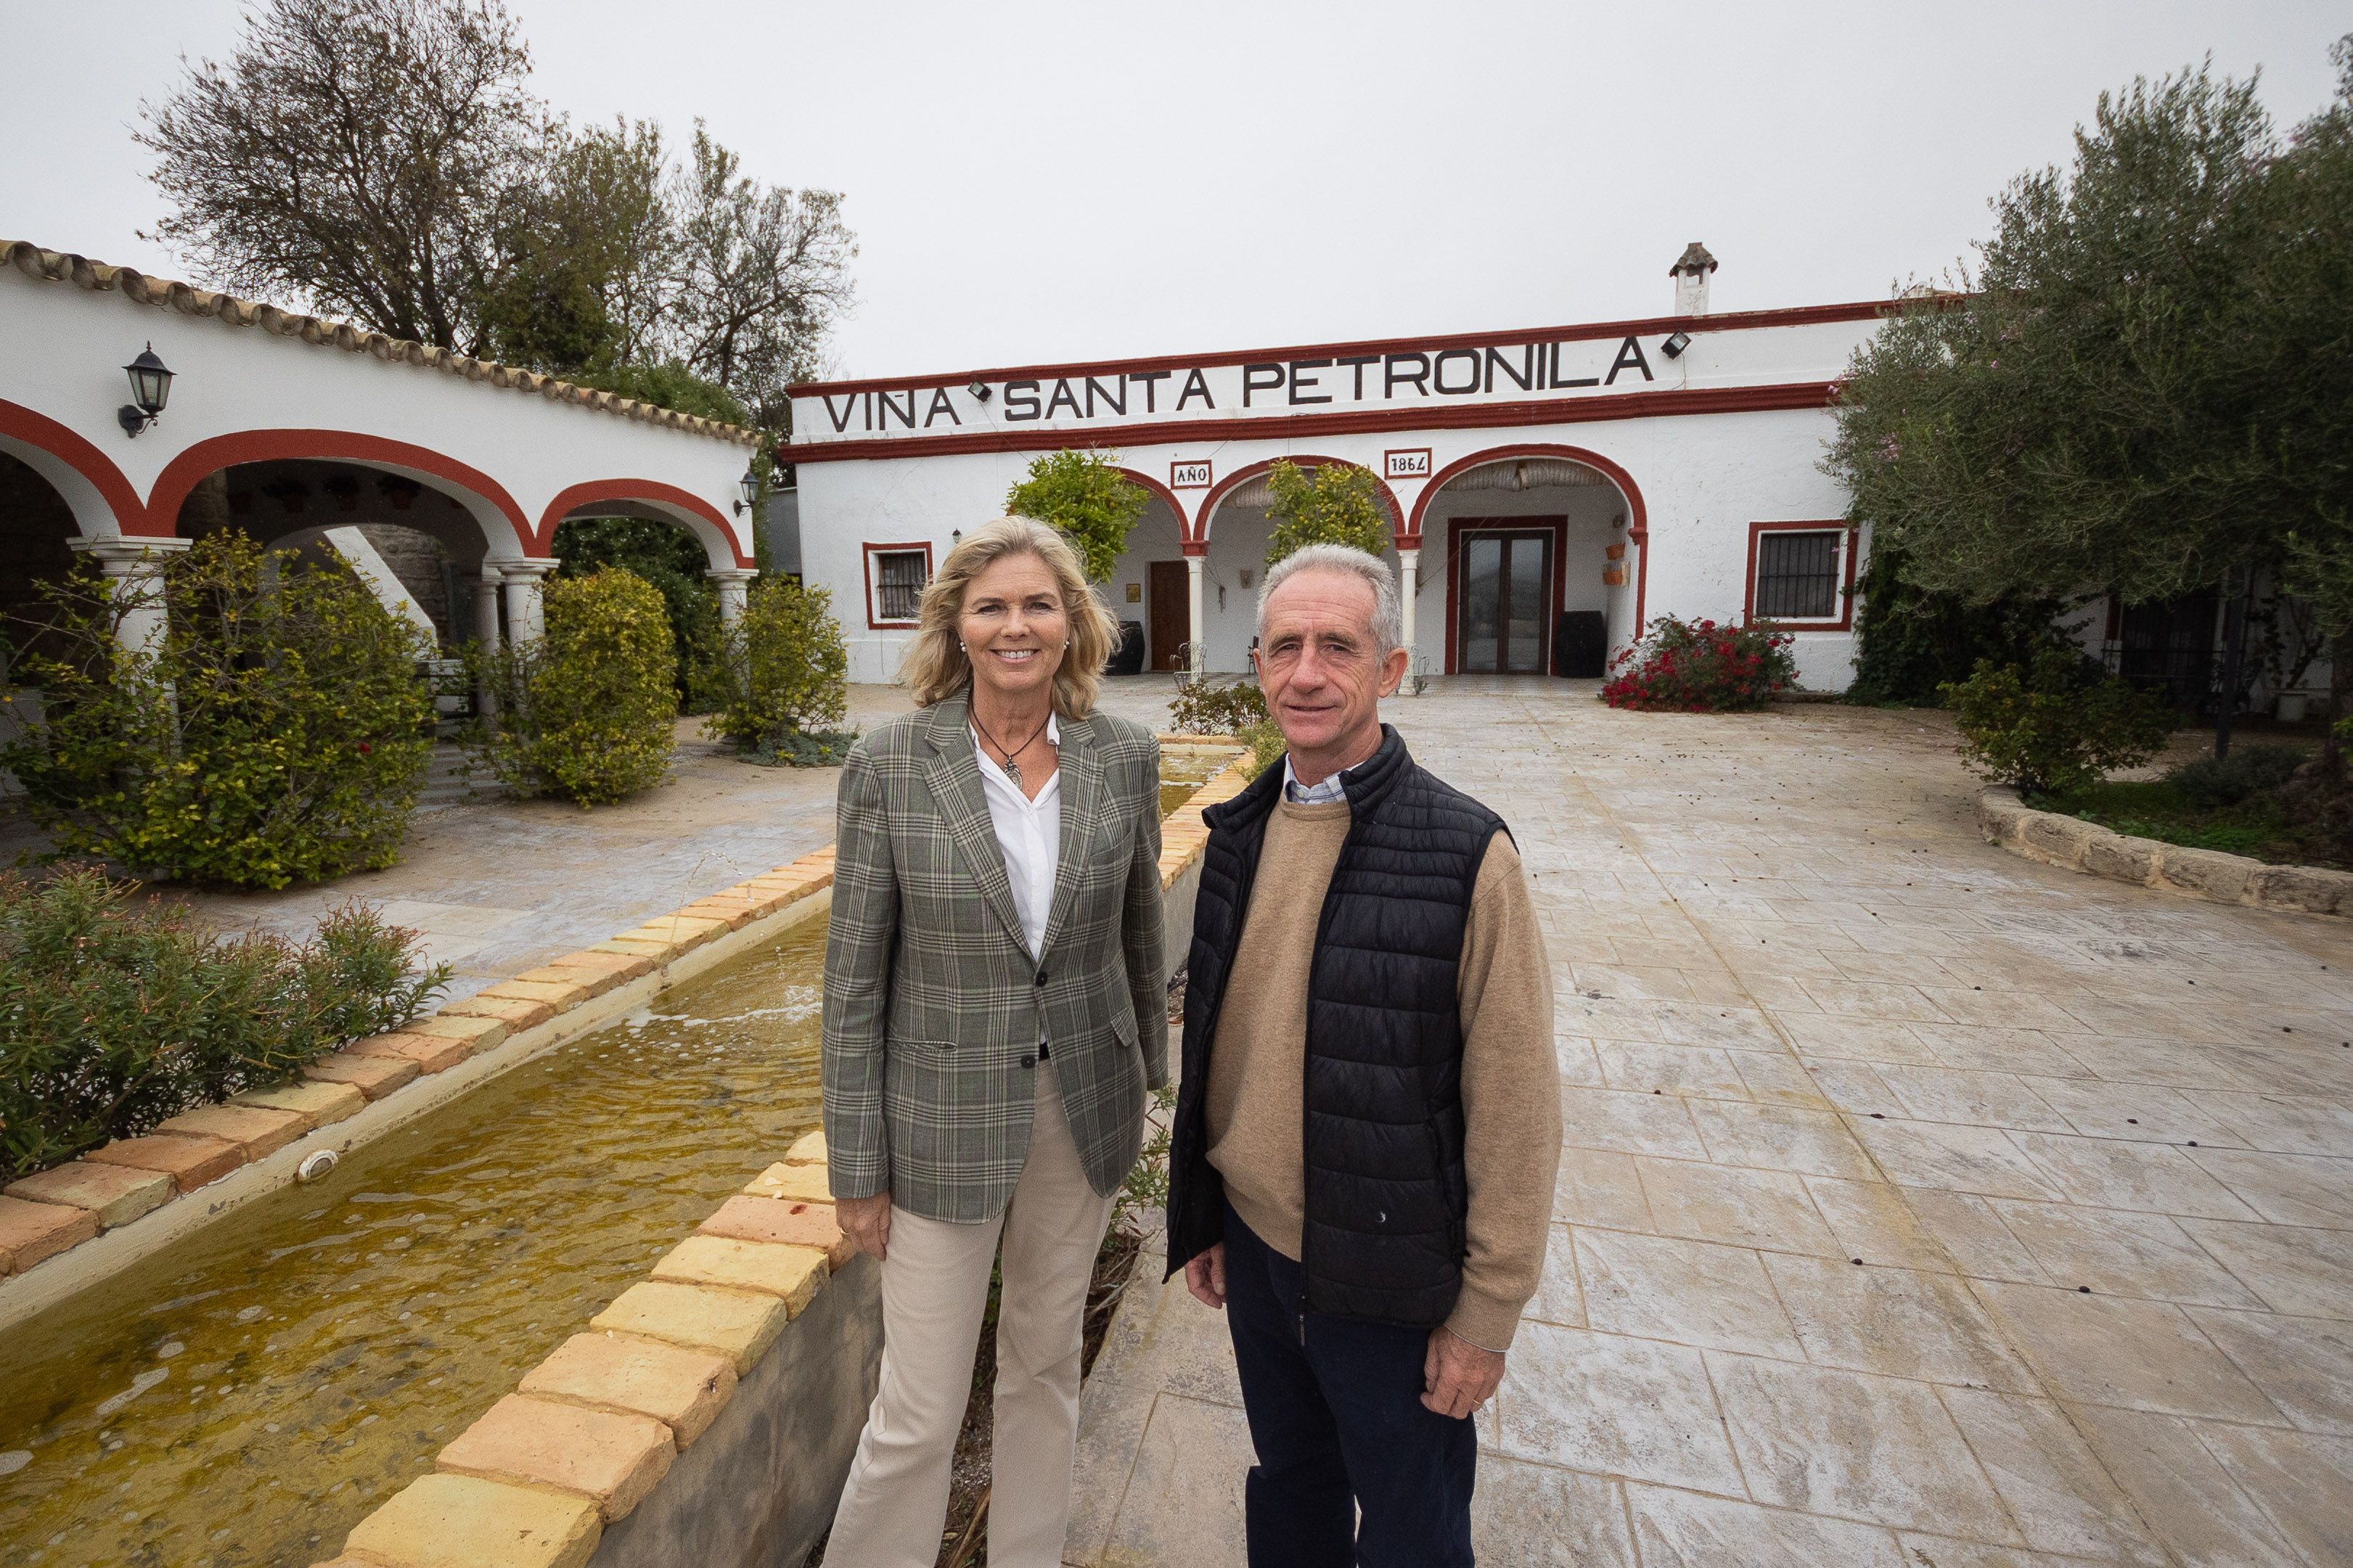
[[3, 1, 2345, 381]]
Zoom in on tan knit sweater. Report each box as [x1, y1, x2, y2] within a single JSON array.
[[1203, 795, 1560, 1350]]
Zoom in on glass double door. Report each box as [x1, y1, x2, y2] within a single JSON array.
[[1457, 528, 1555, 673]]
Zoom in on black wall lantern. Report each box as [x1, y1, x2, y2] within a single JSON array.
[[118, 343, 174, 436], [733, 466, 760, 517]]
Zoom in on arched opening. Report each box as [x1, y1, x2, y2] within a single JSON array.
[[1410, 446, 1647, 678], [0, 451, 89, 787], [1194, 456, 1404, 675], [1096, 469, 1192, 673], [540, 483, 756, 715]]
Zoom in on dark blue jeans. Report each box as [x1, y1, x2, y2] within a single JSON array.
[[1219, 1201, 1478, 1568]]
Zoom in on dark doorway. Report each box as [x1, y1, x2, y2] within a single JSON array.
[[1149, 559, 1189, 671], [1455, 526, 1558, 673], [2116, 591, 2218, 711]]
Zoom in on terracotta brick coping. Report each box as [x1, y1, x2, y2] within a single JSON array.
[[317, 758, 1251, 1567], [1978, 786, 2353, 918]]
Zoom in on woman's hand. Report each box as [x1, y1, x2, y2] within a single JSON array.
[[838, 1192, 893, 1261]]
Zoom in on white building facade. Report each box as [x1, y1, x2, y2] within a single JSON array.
[[789, 249, 1886, 691]]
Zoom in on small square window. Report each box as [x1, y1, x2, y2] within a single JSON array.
[[867, 546, 930, 625], [1754, 530, 1842, 621]]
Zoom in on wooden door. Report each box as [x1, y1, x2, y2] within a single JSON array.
[[1148, 560, 1190, 670]]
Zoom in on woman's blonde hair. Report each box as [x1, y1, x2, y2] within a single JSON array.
[[899, 517, 1120, 716]]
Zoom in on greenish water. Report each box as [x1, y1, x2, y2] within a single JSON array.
[[0, 752, 1222, 1568]]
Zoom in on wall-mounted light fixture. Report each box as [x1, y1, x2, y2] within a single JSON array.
[[967, 381, 992, 401], [733, 466, 759, 516], [1660, 331, 1692, 360], [117, 343, 174, 436]]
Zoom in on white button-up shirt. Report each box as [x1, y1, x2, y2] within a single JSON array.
[[973, 714, 1060, 960]]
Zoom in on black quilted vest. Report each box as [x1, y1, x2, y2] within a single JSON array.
[[1164, 726, 1506, 1326]]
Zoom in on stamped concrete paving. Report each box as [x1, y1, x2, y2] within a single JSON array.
[[1068, 678, 2353, 1568]]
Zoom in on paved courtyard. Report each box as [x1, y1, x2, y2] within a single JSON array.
[[1069, 679, 2353, 1567]]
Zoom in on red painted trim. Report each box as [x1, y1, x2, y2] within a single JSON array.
[[541, 478, 750, 566], [1192, 454, 1404, 545], [790, 300, 1893, 398], [0, 398, 150, 533], [1109, 467, 1195, 538], [147, 431, 532, 553], [861, 540, 933, 630], [1180, 539, 1208, 559], [1441, 517, 1568, 676], [1742, 520, 1859, 631], [787, 380, 1836, 464], [1409, 443, 1653, 647]]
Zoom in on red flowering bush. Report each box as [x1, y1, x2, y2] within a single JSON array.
[[1601, 615, 1796, 712]]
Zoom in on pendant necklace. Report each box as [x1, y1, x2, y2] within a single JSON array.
[[972, 705, 1052, 791]]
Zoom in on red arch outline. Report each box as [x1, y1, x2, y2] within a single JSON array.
[[1193, 454, 1405, 547], [148, 431, 533, 554], [1108, 466, 1195, 542], [1409, 443, 1653, 638], [0, 398, 149, 534], [539, 478, 750, 566]]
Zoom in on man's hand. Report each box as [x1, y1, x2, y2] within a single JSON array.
[[1184, 1242, 1227, 1310], [838, 1192, 892, 1262], [1422, 1326, 1505, 1419]]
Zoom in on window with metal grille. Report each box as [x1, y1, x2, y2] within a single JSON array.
[[873, 550, 928, 621], [1754, 530, 1841, 620]]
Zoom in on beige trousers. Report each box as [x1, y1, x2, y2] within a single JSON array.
[[824, 1062, 1116, 1568]]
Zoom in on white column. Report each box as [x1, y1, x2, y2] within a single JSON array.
[[1185, 554, 1206, 675], [69, 538, 191, 664], [1397, 545, 1421, 683], [476, 565, 504, 648], [501, 560, 559, 645], [707, 567, 757, 629]]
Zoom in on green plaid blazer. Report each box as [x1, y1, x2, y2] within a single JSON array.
[[821, 697, 1166, 1223]]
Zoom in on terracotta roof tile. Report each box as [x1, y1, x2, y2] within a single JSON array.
[[1, 240, 759, 448]]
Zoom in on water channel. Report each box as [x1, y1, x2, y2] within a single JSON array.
[[0, 755, 1224, 1568]]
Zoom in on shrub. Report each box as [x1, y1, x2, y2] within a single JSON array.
[[1941, 648, 2175, 797], [0, 531, 433, 888], [1233, 718, 1288, 781], [1264, 460, 1393, 565], [1602, 616, 1796, 712], [1169, 676, 1267, 734], [0, 867, 449, 1178], [2164, 741, 2308, 809], [552, 516, 722, 711], [703, 578, 853, 760], [472, 567, 677, 804], [1006, 450, 1149, 583]]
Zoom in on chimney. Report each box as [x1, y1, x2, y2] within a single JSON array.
[[1670, 242, 1718, 315]]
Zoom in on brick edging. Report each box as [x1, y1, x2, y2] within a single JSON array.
[[1977, 786, 2353, 918], [312, 755, 1252, 1568]]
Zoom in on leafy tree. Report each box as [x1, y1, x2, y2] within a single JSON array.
[[1846, 545, 2074, 706], [139, 1, 855, 432], [137, 0, 545, 354], [1825, 44, 2353, 731], [1005, 450, 1149, 582], [1263, 460, 1393, 565]]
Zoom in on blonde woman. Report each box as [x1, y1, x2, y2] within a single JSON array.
[[821, 517, 1166, 1567]]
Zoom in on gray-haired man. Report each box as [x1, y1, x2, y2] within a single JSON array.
[[1165, 545, 1560, 1567]]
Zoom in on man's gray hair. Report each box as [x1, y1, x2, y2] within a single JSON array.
[[1256, 544, 1404, 654]]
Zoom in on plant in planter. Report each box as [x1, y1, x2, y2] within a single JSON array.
[[1601, 616, 1796, 712]]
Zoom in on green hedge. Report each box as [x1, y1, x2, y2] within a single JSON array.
[[703, 578, 851, 760], [1944, 649, 2175, 796], [0, 531, 434, 888], [0, 869, 449, 1178], [471, 568, 679, 805]]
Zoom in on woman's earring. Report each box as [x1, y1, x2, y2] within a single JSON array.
[[958, 640, 967, 652]]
